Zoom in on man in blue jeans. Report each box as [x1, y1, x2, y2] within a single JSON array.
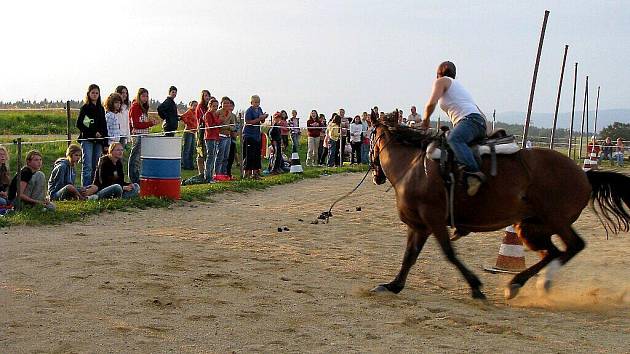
[[421, 61, 487, 196]]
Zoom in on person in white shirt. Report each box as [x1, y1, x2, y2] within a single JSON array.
[[350, 115, 364, 164], [421, 61, 487, 196], [407, 105, 422, 126]]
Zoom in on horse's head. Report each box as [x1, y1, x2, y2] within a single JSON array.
[[369, 109, 399, 185]]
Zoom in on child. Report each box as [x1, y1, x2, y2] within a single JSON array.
[[76, 84, 108, 187], [288, 110, 301, 153], [350, 115, 363, 164], [269, 112, 284, 174], [94, 142, 140, 199], [326, 114, 341, 167], [104, 92, 124, 147], [0, 146, 10, 205], [115, 85, 131, 147], [48, 144, 99, 201], [180, 100, 199, 170], [128, 87, 158, 184], [7, 150, 55, 210], [203, 98, 221, 183]]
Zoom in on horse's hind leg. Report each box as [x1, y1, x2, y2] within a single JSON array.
[[536, 226, 585, 293], [372, 226, 429, 294], [432, 225, 485, 299]]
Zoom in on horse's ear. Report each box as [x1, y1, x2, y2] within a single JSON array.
[[370, 109, 379, 125]]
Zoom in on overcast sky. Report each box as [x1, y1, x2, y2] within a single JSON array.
[[2, 0, 629, 121]]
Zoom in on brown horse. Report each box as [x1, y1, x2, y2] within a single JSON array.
[[369, 111, 630, 299]]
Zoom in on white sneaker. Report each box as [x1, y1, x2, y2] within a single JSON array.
[[87, 195, 99, 201]]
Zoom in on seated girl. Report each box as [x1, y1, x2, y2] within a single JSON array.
[[0, 146, 10, 205], [93, 142, 140, 199], [48, 144, 99, 201]]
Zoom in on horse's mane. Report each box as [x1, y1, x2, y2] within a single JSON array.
[[377, 110, 441, 150]]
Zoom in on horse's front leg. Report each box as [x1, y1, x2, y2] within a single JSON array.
[[372, 226, 429, 294]]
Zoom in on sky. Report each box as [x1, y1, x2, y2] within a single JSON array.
[[2, 0, 629, 123]]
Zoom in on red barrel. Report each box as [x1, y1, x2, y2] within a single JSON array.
[[140, 178, 181, 199]]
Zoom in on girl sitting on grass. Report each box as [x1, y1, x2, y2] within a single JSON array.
[[0, 146, 10, 206], [48, 144, 98, 201], [93, 142, 140, 199]]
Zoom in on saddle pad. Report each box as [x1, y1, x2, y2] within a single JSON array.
[[428, 142, 520, 160]]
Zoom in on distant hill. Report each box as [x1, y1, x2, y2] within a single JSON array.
[[495, 109, 630, 132]]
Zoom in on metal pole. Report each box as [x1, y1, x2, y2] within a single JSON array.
[[492, 110, 496, 131], [66, 100, 71, 147], [594, 86, 600, 136], [550, 45, 569, 149], [522, 10, 550, 147], [16, 138, 22, 208], [436, 115, 441, 130], [585, 77, 590, 152], [568, 63, 578, 159], [579, 76, 588, 159]]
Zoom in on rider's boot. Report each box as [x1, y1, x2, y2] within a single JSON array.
[[465, 171, 486, 196]]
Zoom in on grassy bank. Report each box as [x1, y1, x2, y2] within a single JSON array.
[[0, 165, 368, 228]]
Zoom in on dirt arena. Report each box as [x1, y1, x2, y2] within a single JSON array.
[[2, 173, 629, 353]]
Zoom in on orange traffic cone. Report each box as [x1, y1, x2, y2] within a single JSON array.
[[483, 226, 527, 274]]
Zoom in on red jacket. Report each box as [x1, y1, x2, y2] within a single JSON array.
[[195, 105, 207, 127], [129, 101, 154, 133], [307, 118, 321, 138], [203, 110, 221, 140], [180, 109, 197, 131]]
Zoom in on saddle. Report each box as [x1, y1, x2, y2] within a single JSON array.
[[427, 128, 519, 177]]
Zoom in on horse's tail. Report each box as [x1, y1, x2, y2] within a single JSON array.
[[586, 170, 630, 234]]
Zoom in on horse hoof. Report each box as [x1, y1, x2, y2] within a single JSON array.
[[370, 284, 392, 293], [504, 283, 522, 300], [471, 289, 487, 300]]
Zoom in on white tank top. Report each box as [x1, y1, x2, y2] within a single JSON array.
[[438, 77, 480, 126]]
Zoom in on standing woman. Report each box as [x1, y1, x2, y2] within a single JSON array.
[[128, 88, 157, 184], [76, 84, 108, 187], [318, 114, 328, 166], [306, 110, 320, 166], [104, 92, 124, 146], [195, 90, 211, 179], [615, 138, 625, 167], [350, 115, 363, 164], [326, 113, 341, 167], [243, 95, 268, 179], [115, 85, 131, 147]]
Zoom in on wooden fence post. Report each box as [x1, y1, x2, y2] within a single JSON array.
[[66, 101, 71, 146], [550, 45, 569, 149], [15, 138, 23, 209], [568, 63, 578, 159]]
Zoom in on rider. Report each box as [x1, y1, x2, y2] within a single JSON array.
[[421, 61, 488, 196]]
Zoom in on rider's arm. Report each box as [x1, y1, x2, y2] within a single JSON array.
[[421, 77, 449, 128]]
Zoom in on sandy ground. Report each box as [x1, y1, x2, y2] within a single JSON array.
[[1, 173, 629, 353]]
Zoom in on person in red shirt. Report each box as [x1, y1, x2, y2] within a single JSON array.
[[128, 88, 158, 184], [203, 98, 220, 183], [280, 110, 290, 150], [195, 90, 211, 177], [180, 100, 198, 170]]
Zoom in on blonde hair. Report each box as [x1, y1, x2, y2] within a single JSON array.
[[66, 144, 82, 158], [0, 145, 9, 172], [108, 142, 123, 156], [26, 150, 42, 161], [250, 95, 260, 103]]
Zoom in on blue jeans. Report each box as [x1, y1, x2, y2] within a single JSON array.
[[97, 184, 123, 199], [327, 140, 340, 167], [204, 140, 218, 181], [447, 113, 487, 172], [291, 133, 300, 153], [215, 136, 231, 175], [0, 197, 7, 205], [181, 132, 196, 170], [361, 142, 370, 164], [615, 153, 624, 167], [80, 141, 103, 187], [128, 136, 142, 184], [51, 185, 76, 201]]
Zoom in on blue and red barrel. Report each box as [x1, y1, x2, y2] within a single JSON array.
[[140, 136, 181, 199]]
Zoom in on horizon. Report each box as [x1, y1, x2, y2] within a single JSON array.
[[2, 1, 630, 125]]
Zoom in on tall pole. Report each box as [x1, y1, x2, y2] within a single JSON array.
[[579, 76, 588, 158], [585, 78, 590, 150], [522, 10, 550, 148], [594, 86, 600, 136], [568, 63, 578, 158], [550, 45, 569, 149], [492, 110, 496, 131]]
